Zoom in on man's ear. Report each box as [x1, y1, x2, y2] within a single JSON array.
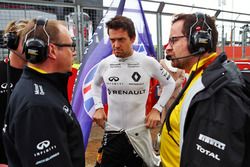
[[48, 44, 56, 60], [131, 36, 136, 43]]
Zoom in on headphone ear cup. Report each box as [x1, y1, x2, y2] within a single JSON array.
[[188, 13, 213, 54], [25, 38, 48, 64], [188, 34, 195, 53], [189, 31, 212, 54], [3, 32, 19, 50]]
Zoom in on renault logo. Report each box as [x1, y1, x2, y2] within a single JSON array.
[[37, 140, 50, 150], [108, 76, 119, 82], [132, 72, 141, 82]]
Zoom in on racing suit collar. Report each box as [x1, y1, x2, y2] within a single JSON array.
[[23, 66, 71, 100]]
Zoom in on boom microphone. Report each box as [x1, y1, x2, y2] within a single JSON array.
[[166, 47, 205, 61]]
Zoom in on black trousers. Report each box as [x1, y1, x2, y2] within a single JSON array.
[[100, 131, 144, 167]]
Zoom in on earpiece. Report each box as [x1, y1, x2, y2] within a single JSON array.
[[3, 31, 19, 50], [188, 12, 212, 54], [23, 17, 49, 64], [2, 20, 25, 50]]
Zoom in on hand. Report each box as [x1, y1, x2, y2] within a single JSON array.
[[93, 108, 107, 129], [145, 108, 161, 129]]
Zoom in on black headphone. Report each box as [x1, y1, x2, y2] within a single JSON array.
[[188, 12, 212, 54], [3, 31, 19, 50], [24, 17, 49, 64], [2, 20, 25, 50]]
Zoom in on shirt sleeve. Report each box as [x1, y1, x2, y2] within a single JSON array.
[[148, 57, 176, 112], [92, 62, 105, 110], [14, 106, 78, 167]]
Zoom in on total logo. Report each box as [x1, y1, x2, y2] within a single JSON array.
[[196, 144, 220, 161]]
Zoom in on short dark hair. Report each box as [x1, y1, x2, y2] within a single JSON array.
[[172, 13, 218, 52], [106, 15, 136, 39]]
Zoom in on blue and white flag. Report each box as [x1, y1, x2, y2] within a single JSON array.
[[72, 0, 156, 150]]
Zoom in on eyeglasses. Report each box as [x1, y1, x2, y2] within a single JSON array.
[[52, 42, 76, 52], [168, 35, 186, 46]]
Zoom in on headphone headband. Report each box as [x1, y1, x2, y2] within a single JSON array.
[[24, 17, 49, 64], [36, 17, 47, 26], [24, 17, 49, 45]]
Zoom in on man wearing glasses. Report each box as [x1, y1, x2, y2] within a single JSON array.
[[160, 12, 250, 167], [2, 18, 85, 167]]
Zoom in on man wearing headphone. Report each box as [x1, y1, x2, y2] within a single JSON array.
[[160, 13, 250, 167], [2, 18, 85, 167], [0, 19, 29, 167]]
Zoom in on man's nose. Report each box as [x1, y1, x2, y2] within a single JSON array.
[[165, 42, 173, 52], [113, 40, 120, 48]]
